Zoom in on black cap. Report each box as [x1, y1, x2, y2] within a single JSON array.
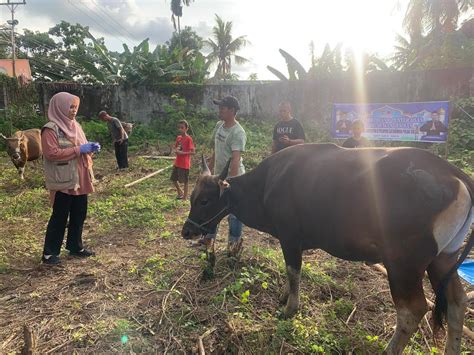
[[213, 96, 240, 111]]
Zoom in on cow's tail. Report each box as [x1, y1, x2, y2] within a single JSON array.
[[433, 174, 474, 331]]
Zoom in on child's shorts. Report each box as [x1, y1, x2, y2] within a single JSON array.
[[170, 166, 189, 183]]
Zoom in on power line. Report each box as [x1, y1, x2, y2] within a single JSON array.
[[15, 30, 85, 72], [20, 32, 123, 82], [78, 0, 130, 45], [29, 54, 80, 73], [89, 0, 136, 43], [29, 57, 75, 79], [67, 0, 128, 48], [0, 0, 26, 77]]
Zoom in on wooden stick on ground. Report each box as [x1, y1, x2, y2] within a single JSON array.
[[138, 155, 175, 160], [370, 263, 474, 340], [124, 165, 172, 188], [1, 333, 16, 350], [345, 305, 357, 325], [21, 325, 36, 355], [198, 327, 217, 355]]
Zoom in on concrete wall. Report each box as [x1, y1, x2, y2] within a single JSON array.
[[37, 67, 473, 123]]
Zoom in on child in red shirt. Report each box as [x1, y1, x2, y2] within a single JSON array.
[[170, 120, 195, 200]]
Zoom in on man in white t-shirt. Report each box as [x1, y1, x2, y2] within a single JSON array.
[[200, 96, 247, 257]]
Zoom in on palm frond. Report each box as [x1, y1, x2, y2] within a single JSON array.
[[233, 55, 249, 65], [267, 65, 288, 81], [279, 49, 307, 80]]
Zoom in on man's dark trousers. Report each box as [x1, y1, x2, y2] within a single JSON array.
[[114, 139, 129, 169]]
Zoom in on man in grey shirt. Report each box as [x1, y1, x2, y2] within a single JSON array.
[[203, 96, 247, 257], [98, 111, 129, 169]]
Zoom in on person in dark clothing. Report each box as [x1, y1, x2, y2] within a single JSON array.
[[342, 120, 370, 148], [419, 111, 448, 136], [271, 101, 305, 154], [99, 111, 129, 169]]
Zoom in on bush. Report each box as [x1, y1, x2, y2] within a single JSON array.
[[79, 119, 111, 145], [446, 97, 474, 172], [0, 75, 44, 137]]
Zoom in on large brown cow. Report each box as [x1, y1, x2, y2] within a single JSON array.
[[1, 129, 42, 179], [182, 144, 473, 354]]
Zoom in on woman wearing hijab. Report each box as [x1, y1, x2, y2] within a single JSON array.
[[41, 92, 100, 265]]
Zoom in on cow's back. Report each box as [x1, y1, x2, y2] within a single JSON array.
[[21, 129, 42, 160], [257, 144, 470, 256]]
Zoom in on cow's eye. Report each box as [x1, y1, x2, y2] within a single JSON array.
[[200, 199, 209, 206]]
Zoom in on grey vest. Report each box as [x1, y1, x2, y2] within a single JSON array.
[[42, 122, 80, 191]]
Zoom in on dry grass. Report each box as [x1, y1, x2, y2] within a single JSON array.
[[0, 150, 472, 353]]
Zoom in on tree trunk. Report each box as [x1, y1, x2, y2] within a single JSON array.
[[178, 16, 182, 48]]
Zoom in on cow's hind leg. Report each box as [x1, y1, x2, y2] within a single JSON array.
[[427, 253, 467, 355], [280, 240, 302, 318], [385, 263, 428, 354]]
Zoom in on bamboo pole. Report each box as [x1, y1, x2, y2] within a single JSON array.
[[124, 165, 172, 188]]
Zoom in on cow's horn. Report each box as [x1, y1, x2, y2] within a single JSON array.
[[201, 154, 211, 176], [218, 159, 231, 181], [0, 133, 7, 140]]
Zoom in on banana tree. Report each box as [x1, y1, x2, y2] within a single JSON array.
[[266, 48, 308, 80], [119, 39, 188, 86]]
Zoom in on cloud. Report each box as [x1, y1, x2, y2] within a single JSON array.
[[193, 21, 213, 40], [6, 0, 405, 79], [19, 0, 174, 47]]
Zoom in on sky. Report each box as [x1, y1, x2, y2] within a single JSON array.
[[0, 0, 414, 79]]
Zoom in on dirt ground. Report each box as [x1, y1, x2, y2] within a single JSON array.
[[0, 151, 473, 354]]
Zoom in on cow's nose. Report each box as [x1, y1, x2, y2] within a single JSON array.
[[182, 228, 191, 239], [12, 154, 20, 160]]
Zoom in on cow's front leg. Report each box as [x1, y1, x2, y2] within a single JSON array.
[[18, 166, 25, 180], [279, 283, 289, 305], [280, 241, 302, 318]]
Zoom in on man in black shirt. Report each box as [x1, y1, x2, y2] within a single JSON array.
[[419, 111, 448, 136], [271, 101, 306, 154]]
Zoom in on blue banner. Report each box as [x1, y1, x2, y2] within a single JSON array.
[[332, 101, 450, 143]]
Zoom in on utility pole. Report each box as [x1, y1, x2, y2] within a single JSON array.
[[0, 1, 26, 78]]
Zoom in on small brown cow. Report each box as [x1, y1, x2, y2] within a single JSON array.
[[1, 129, 42, 180]]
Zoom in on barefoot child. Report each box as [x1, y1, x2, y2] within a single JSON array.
[[170, 120, 195, 199]]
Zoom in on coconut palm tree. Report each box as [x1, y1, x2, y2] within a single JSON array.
[[403, 0, 472, 38], [391, 33, 421, 70], [170, 0, 194, 46], [400, 1, 473, 70], [205, 14, 249, 79]]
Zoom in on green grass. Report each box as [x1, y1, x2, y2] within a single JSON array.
[[0, 116, 472, 353]]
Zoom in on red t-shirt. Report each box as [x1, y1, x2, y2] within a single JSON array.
[[174, 134, 194, 169]]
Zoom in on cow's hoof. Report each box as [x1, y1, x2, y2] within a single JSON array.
[[283, 305, 298, 319], [282, 295, 299, 319]]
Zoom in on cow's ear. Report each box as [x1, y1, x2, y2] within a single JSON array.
[[218, 179, 230, 197]]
